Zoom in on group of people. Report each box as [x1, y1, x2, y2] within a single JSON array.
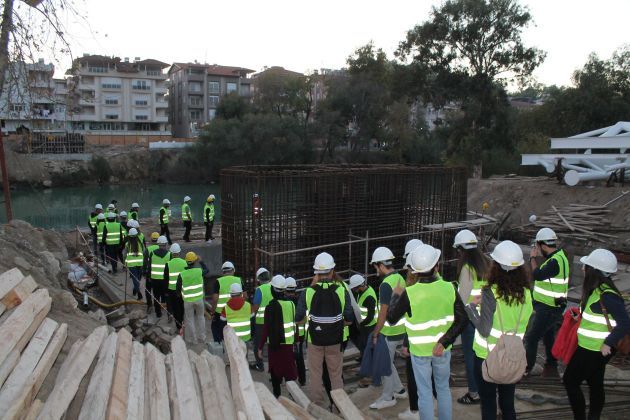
[[156, 195, 216, 244]]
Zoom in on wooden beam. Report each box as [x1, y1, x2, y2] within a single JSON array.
[[78, 332, 118, 420], [202, 351, 236, 420], [37, 324, 108, 420], [330, 389, 367, 420], [278, 397, 316, 420], [165, 353, 181, 420], [107, 328, 132, 420], [306, 403, 343, 420], [0, 351, 19, 389], [24, 398, 44, 420], [223, 326, 264, 420], [144, 343, 170, 420], [285, 381, 310, 409], [552, 205, 575, 232], [191, 351, 221, 420], [254, 382, 294, 420], [0, 275, 37, 312], [187, 350, 205, 416], [126, 341, 145, 420], [170, 336, 202, 420], [0, 268, 24, 301]]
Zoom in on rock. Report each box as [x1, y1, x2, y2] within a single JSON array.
[[53, 290, 79, 312], [127, 308, 145, 321], [13, 256, 32, 271], [88, 309, 107, 324], [110, 316, 130, 329], [42, 180, 52, 187], [124, 326, 133, 334], [40, 251, 61, 278]]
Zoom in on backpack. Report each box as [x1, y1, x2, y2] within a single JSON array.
[[482, 303, 527, 384], [308, 283, 344, 346]]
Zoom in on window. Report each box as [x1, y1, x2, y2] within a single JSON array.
[[208, 96, 219, 106], [190, 110, 201, 120], [189, 82, 202, 93], [208, 109, 216, 120], [102, 83, 121, 89], [226, 82, 237, 93], [105, 114, 119, 120], [105, 99, 118, 105], [9, 104, 24, 112], [135, 115, 148, 121], [190, 96, 202, 106], [147, 70, 160, 76], [208, 81, 220, 93], [187, 68, 204, 75], [88, 66, 107, 73], [135, 100, 148, 106], [240, 84, 250, 95], [132, 80, 151, 90]]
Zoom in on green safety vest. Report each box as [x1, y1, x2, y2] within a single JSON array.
[[341, 281, 350, 341], [215, 275, 242, 314], [159, 206, 170, 224], [381, 272, 406, 336], [103, 221, 123, 245], [204, 203, 215, 222], [577, 285, 618, 352], [147, 244, 158, 255], [255, 283, 273, 325], [181, 267, 204, 302], [473, 285, 533, 360], [124, 242, 144, 268], [149, 251, 171, 280], [166, 258, 188, 291], [404, 277, 455, 356], [138, 232, 146, 247], [464, 264, 487, 304], [182, 203, 192, 221], [226, 301, 251, 342], [89, 214, 98, 229], [129, 210, 138, 220], [305, 281, 346, 344], [357, 286, 378, 327], [533, 250, 570, 307], [96, 220, 105, 237], [278, 300, 296, 344]]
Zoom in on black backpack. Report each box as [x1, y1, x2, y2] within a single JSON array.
[[308, 283, 344, 346]]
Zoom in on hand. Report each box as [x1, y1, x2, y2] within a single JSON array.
[[470, 295, 481, 306], [432, 343, 445, 357], [401, 346, 410, 357], [601, 344, 612, 356], [372, 332, 379, 346], [530, 245, 539, 258], [311, 275, 319, 287], [393, 279, 404, 296], [257, 349, 263, 360]]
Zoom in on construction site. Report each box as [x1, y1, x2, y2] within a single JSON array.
[[0, 161, 629, 419]]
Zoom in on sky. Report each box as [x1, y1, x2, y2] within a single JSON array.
[[50, 0, 629, 88]]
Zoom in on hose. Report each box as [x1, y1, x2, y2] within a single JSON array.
[[70, 283, 144, 309]]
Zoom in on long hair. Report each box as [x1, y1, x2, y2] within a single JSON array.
[[485, 262, 530, 306], [581, 266, 620, 311], [127, 236, 140, 254], [457, 247, 489, 280]]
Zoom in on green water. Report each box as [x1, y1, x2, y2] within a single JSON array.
[[0, 184, 221, 231]]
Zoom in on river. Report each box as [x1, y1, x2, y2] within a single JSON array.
[[0, 184, 221, 231]]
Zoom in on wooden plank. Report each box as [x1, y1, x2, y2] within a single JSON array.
[[107, 328, 132, 420], [223, 326, 264, 420], [0, 275, 37, 311], [285, 381, 310, 409], [278, 397, 316, 420], [170, 336, 202, 420], [24, 398, 44, 420], [0, 351, 19, 389], [191, 351, 221, 420], [330, 389, 367, 420], [552, 206, 575, 232], [0, 268, 24, 301], [165, 354, 180, 420], [254, 382, 294, 420], [202, 351, 236, 420], [37, 324, 108, 420], [306, 403, 343, 420], [126, 341, 145, 420], [144, 343, 170, 420], [187, 350, 205, 416], [78, 332, 118, 420]]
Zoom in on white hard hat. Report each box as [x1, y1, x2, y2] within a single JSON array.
[[95, 204, 103, 210], [405, 253, 413, 269], [157, 235, 168, 245], [453, 229, 478, 249], [404, 239, 423, 258], [409, 244, 441, 274], [107, 212, 116, 219], [535, 227, 558, 244], [97, 213, 106, 220], [107, 203, 115, 209], [580, 248, 617, 274], [131, 202, 139, 208], [371, 246, 395, 264], [348, 274, 366, 289], [256, 267, 270, 278], [128, 228, 138, 236], [162, 199, 171, 205], [209, 194, 216, 200], [119, 211, 127, 217], [170, 243, 181, 254], [222, 261, 235, 272], [184, 196, 191, 202], [230, 283, 243, 295], [127, 220, 139, 228], [271, 274, 287, 289], [285, 277, 297, 289], [490, 240, 524, 271], [313, 252, 335, 274]]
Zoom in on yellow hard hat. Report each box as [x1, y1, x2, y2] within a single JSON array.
[[150, 232, 160, 241], [207, 194, 215, 202], [185, 251, 198, 263]]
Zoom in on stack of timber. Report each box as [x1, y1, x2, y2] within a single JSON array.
[[0, 268, 368, 419]]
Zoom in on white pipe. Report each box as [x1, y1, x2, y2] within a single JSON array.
[[580, 159, 604, 172], [564, 170, 610, 186], [561, 162, 590, 172], [538, 159, 555, 173], [604, 162, 630, 171]]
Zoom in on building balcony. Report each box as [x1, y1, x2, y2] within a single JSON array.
[[132, 85, 152, 91], [155, 115, 169, 122], [101, 84, 122, 91], [187, 74, 205, 82], [189, 102, 204, 109], [155, 101, 168, 108], [79, 98, 96, 106], [155, 86, 168, 94], [75, 113, 96, 121]]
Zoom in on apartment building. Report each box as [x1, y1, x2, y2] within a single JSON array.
[[67, 55, 170, 134], [168, 62, 255, 138]]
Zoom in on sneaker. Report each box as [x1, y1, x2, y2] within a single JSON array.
[[526, 364, 544, 377], [457, 392, 481, 405], [398, 408, 419, 419], [394, 389, 408, 399], [370, 398, 396, 410], [542, 364, 559, 378]]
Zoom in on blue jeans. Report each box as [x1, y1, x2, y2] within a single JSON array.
[[461, 323, 478, 393], [411, 351, 452, 420], [128, 266, 142, 295], [525, 301, 562, 370]]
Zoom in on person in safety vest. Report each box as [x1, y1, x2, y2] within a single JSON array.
[[95, 212, 107, 264], [465, 240, 533, 420], [388, 244, 467, 419], [563, 249, 629, 420], [348, 274, 377, 360], [182, 196, 193, 242], [295, 252, 354, 409], [159, 198, 172, 245], [257, 275, 298, 397], [129, 202, 140, 221], [101, 212, 125, 274], [164, 243, 187, 331], [369, 246, 408, 410], [285, 276, 306, 386], [453, 229, 489, 405], [124, 228, 146, 300], [211, 261, 243, 342], [176, 251, 209, 344], [221, 282, 252, 344], [147, 231, 160, 254], [107, 202, 117, 219], [251, 267, 272, 371], [126, 220, 145, 248], [145, 235, 171, 318], [204, 194, 215, 242], [89, 203, 103, 254], [525, 227, 570, 377]]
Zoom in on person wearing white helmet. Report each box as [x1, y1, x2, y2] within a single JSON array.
[[295, 252, 354, 408], [123, 227, 146, 300], [563, 249, 629, 420], [369, 246, 408, 410], [220, 282, 253, 344], [129, 203, 140, 221], [145, 235, 172, 318], [453, 229, 489, 405], [159, 199, 172, 245], [89, 204, 104, 254], [101, 212, 125, 274], [403, 239, 423, 259], [251, 267, 272, 371], [348, 274, 377, 359], [163, 243, 187, 329], [465, 240, 533, 420], [284, 276, 306, 385], [211, 261, 243, 343], [95, 213, 107, 264], [204, 194, 216, 242], [388, 244, 467, 419], [526, 227, 570, 377], [181, 196, 193, 242]]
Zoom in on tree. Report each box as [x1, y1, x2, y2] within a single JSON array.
[[215, 92, 250, 120], [252, 69, 313, 120]]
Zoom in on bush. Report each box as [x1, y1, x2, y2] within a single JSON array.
[[89, 155, 112, 184]]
